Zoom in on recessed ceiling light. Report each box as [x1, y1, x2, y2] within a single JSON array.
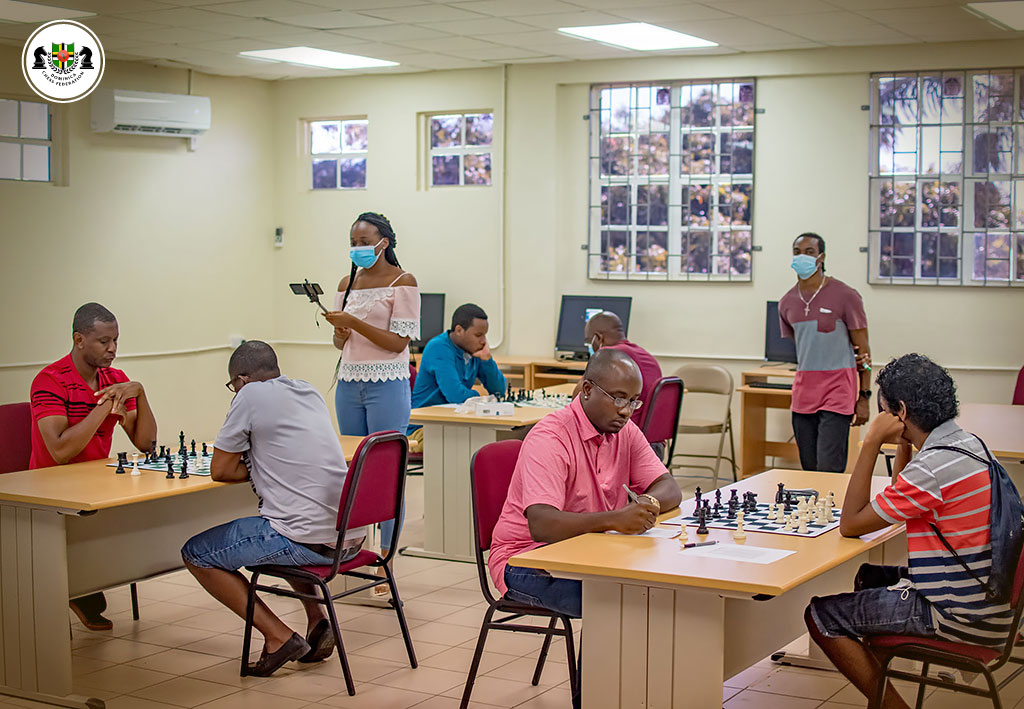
[[238, 47, 398, 70], [557, 22, 717, 51], [0, 0, 94, 22], [967, 1, 1024, 30]]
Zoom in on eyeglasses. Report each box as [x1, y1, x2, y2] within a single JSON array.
[[225, 374, 247, 393], [588, 381, 643, 412]]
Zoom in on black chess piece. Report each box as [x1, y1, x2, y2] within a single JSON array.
[[115, 452, 127, 474], [715, 489, 722, 506], [694, 486, 702, 509], [32, 46, 45, 69], [190, 439, 197, 456], [79, 46, 93, 69], [166, 460, 175, 479], [202, 442, 208, 457], [727, 498, 737, 520], [712, 501, 721, 519], [729, 489, 738, 503], [159, 445, 166, 459], [776, 482, 785, 505], [179, 431, 185, 449], [747, 492, 758, 512], [696, 507, 709, 535], [179, 460, 189, 479]]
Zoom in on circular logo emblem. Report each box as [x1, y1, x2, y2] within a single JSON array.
[[22, 20, 104, 103]]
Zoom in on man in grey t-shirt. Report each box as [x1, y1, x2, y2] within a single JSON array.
[[182, 341, 363, 677]]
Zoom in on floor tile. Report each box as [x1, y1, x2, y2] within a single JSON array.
[[420, 647, 516, 676], [131, 676, 238, 707], [74, 637, 167, 663], [355, 636, 448, 662], [75, 664, 177, 693], [415, 588, 484, 608], [128, 649, 227, 675], [340, 611, 421, 637], [308, 654, 407, 683], [481, 656, 567, 687], [457, 631, 546, 658], [512, 686, 575, 709], [723, 689, 821, 709], [439, 675, 548, 706], [185, 659, 270, 689], [748, 667, 848, 700], [430, 606, 485, 628], [399, 600, 466, 623], [725, 663, 780, 689], [316, 684, 433, 708], [105, 698, 182, 709], [180, 634, 250, 660], [257, 670, 356, 702], [123, 623, 220, 648], [177, 609, 246, 634], [192, 688, 308, 709], [408, 622, 483, 647], [70, 655, 117, 677], [372, 665, 469, 695], [828, 678, 930, 705]]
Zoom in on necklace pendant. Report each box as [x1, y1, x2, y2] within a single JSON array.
[[804, 305, 810, 316]]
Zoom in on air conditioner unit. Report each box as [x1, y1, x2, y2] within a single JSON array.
[[90, 89, 211, 137]]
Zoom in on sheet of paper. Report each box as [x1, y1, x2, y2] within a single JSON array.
[[681, 545, 795, 564], [607, 527, 680, 539]]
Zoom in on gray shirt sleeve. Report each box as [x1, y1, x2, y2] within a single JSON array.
[[214, 391, 252, 453]]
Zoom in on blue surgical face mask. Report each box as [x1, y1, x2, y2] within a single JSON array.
[[791, 254, 820, 280], [350, 242, 382, 269], [586, 342, 594, 356]]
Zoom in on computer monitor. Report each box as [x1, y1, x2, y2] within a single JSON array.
[[555, 295, 632, 359], [411, 293, 445, 354], [765, 301, 798, 365]]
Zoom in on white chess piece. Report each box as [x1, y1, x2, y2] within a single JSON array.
[[798, 512, 809, 534], [679, 525, 689, 546], [783, 514, 793, 531], [767, 502, 777, 521], [733, 511, 746, 541], [131, 453, 141, 476], [826, 504, 835, 523], [827, 491, 836, 508]]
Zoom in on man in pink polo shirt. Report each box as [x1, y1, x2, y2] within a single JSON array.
[[489, 348, 682, 618]]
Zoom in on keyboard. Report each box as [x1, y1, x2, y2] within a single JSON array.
[[747, 381, 793, 390]]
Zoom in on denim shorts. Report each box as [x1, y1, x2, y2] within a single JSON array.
[[808, 563, 936, 640], [182, 516, 356, 570], [504, 565, 582, 619]]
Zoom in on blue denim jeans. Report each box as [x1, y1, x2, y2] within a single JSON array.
[[335, 377, 411, 551], [181, 516, 358, 570], [504, 565, 582, 618]]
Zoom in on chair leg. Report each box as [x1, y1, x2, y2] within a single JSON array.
[[563, 616, 579, 697], [982, 667, 1002, 709], [130, 582, 140, 621], [869, 656, 892, 709], [384, 564, 418, 668], [531, 617, 558, 686], [320, 580, 355, 696], [460, 605, 497, 709], [711, 426, 728, 488], [915, 661, 929, 709], [239, 572, 259, 677], [727, 418, 738, 482]]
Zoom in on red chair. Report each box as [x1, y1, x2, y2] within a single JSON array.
[[240, 431, 417, 693], [865, 540, 1024, 708], [0, 403, 31, 474], [1013, 366, 1024, 405], [460, 440, 577, 708], [639, 376, 685, 464], [407, 363, 424, 473]]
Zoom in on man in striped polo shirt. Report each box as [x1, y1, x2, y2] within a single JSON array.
[[805, 354, 1016, 708]]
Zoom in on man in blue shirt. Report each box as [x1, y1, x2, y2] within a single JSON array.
[[412, 303, 507, 409]]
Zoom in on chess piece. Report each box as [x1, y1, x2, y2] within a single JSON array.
[[179, 460, 189, 480], [748, 492, 758, 511], [827, 491, 836, 508], [726, 498, 737, 520], [729, 489, 739, 505], [776, 482, 785, 505], [159, 445, 166, 459], [679, 525, 689, 545], [131, 453, 141, 476], [190, 439, 197, 457], [696, 508, 709, 535], [798, 512, 808, 535], [715, 489, 722, 507], [694, 486, 702, 510], [733, 511, 746, 541], [712, 501, 721, 519], [783, 514, 794, 531], [826, 504, 835, 523], [202, 442, 208, 457], [115, 452, 126, 474], [166, 459, 175, 479], [767, 502, 778, 520]]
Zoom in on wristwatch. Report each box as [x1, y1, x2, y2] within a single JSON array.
[[640, 493, 661, 511], [859, 390, 872, 400]]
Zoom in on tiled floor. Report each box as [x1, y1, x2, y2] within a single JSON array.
[[6, 474, 1024, 708]]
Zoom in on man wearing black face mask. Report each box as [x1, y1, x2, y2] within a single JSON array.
[[780, 232, 872, 473]]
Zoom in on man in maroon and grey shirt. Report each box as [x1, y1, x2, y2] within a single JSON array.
[[780, 233, 872, 473]]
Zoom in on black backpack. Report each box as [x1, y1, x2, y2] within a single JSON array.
[[928, 436, 1024, 604]]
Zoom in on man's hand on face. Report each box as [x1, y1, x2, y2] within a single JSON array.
[[472, 341, 492, 361]]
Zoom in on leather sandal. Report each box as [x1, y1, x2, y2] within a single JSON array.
[[247, 633, 310, 677], [69, 600, 113, 632], [299, 619, 335, 663]]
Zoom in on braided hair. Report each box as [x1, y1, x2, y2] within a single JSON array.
[[341, 212, 401, 310]]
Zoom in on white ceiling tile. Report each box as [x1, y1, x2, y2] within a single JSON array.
[[197, 0, 326, 18], [483, 29, 592, 49], [566, 0, 700, 7], [512, 11, 632, 29], [733, 40, 825, 51], [80, 16, 171, 34], [902, 21, 1020, 40], [501, 54, 570, 63], [823, 0, 966, 8], [117, 7, 236, 25], [449, 0, 582, 17], [417, 17, 536, 34], [269, 10, 386, 28], [188, 16, 298, 36], [754, 10, 915, 42], [183, 36, 289, 52], [300, 0, 430, 8], [24, 0, 171, 12], [442, 45, 546, 60], [371, 50, 486, 68], [656, 17, 810, 45], [357, 3, 484, 22], [715, 0, 834, 14], [610, 5, 734, 22], [397, 35, 493, 51], [352, 23, 451, 40], [127, 26, 234, 43], [858, 5, 992, 24]]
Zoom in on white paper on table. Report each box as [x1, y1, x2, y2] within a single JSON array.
[[681, 545, 795, 564], [607, 527, 680, 539]]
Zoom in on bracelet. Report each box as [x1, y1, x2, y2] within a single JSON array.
[[640, 493, 660, 510]]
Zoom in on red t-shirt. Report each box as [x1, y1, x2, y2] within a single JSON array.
[[29, 353, 136, 469], [605, 340, 663, 424]]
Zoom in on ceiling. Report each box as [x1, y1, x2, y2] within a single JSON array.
[[0, 0, 1021, 80]]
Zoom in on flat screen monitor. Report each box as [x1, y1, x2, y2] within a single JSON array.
[[411, 293, 445, 354], [765, 301, 798, 364], [555, 295, 632, 359]]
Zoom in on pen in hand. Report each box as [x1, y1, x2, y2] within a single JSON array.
[[622, 484, 641, 505]]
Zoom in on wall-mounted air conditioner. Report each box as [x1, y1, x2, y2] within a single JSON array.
[[90, 89, 211, 137]]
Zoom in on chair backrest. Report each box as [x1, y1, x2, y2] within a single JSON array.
[[639, 377, 684, 444], [332, 431, 409, 572], [0, 403, 32, 474], [672, 364, 733, 396], [1013, 365, 1024, 406], [409, 362, 417, 393], [470, 439, 523, 603]]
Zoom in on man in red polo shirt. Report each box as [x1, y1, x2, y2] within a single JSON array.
[[30, 302, 158, 630]]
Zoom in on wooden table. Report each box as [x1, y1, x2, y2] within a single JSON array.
[[490, 356, 587, 390], [511, 469, 905, 709], [0, 435, 363, 709], [407, 384, 576, 563], [739, 367, 860, 477]]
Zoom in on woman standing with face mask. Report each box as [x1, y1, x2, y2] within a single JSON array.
[[778, 232, 872, 475], [323, 212, 418, 585]]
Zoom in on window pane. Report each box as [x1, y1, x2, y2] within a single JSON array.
[[465, 113, 493, 146], [310, 121, 341, 154], [720, 82, 754, 127], [879, 231, 915, 277], [685, 231, 710, 273], [638, 134, 668, 175], [922, 232, 960, 279], [683, 184, 711, 227], [682, 132, 713, 174], [681, 84, 713, 127], [601, 186, 629, 225], [730, 231, 752, 275], [920, 181, 959, 227], [725, 183, 751, 226], [973, 72, 1014, 123], [634, 86, 670, 132], [0, 100, 17, 137], [973, 232, 1010, 280], [880, 181, 915, 228], [339, 158, 366, 189], [1016, 180, 1024, 229], [0, 141, 19, 179], [342, 120, 367, 152], [941, 73, 964, 124], [973, 180, 1011, 228], [1017, 236, 1024, 280], [720, 131, 753, 174], [19, 101, 48, 139], [972, 126, 1012, 174], [463, 152, 491, 185], [311, 158, 337, 189], [602, 87, 632, 133], [940, 125, 962, 173], [601, 230, 628, 272], [637, 231, 667, 273], [431, 115, 462, 148], [600, 136, 632, 176], [21, 144, 48, 181], [432, 155, 459, 185], [637, 184, 667, 226]]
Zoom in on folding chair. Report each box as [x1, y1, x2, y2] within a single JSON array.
[[668, 364, 738, 485], [639, 376, 684, 464], [240, 431, 417, 694], [461, 439, 578, 708]]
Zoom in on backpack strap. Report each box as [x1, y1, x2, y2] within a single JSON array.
[[923, 440, 999, 602]]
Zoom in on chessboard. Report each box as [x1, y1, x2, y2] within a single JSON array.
[[107, 453, 212, 477], [495, 388, 573, 409], [663, 486, 842, 538], [666, 502, 842, 538]]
